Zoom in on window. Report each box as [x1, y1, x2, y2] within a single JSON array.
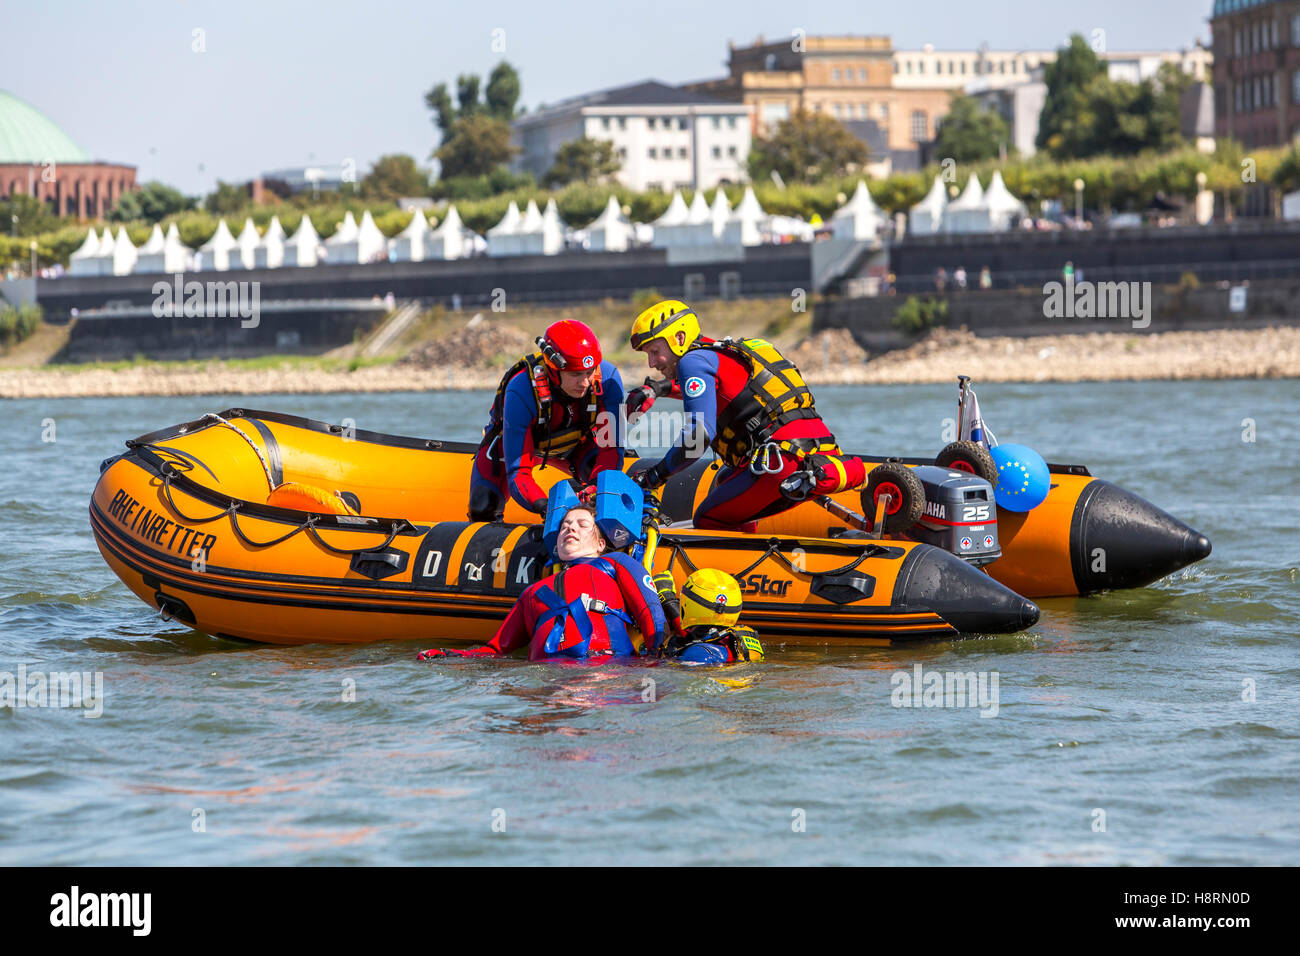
[[601, 117, 610, 130], [678, 118, 687, 130], [910, 110, 927, 142], [679, 147, 688, 159], [880, 103, 889, 119], [1274, 73, 1280, 105], [998, 61, 1006, 74], [618, 147, 627, 159], [727, 145, 737, 157], [859, 102, 869, 118], [617, 117, 626, 130], [765, 53, 777, 71], [960, 59, 967, 74], [648, 147, 657, 159], [918, 59, 926, 74], [727, 116, 736, 129], [832, 68, 841, 81], [905, 61, 912, 74], [948, 60, 955, 74], [832, 103, 842, 117], [893, 60, 900, 74], [647, 117, 656, 130], [712, 146, 721, 159], [1293, 70, 1300, 105], [1292, 14, 1300, 46], [858, 68, 867, 81], [711, 116, 720, 129]]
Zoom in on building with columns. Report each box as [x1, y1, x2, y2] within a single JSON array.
[[0, 90, 136, 220]]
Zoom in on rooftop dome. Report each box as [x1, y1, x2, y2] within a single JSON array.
[[0, 90, 91, 164]]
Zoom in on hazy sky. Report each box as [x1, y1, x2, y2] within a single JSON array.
[[5, 0, 1211, 195]]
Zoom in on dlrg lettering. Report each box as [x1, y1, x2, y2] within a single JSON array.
[[105, 489, 216, 558]]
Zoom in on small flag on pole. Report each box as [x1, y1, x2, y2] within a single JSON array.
[[960, 382, 998, 449]]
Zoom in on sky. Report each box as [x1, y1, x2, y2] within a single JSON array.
[[4, 0, 1212, 195]]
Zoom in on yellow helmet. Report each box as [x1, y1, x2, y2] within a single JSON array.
[[630, 299, 700, 357], [680, 568, 742, 629]]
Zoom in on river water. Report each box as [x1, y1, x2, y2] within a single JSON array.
[[1, 380, 1297, 865]]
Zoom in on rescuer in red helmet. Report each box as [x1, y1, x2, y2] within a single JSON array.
[[469, 319, 626, 521]]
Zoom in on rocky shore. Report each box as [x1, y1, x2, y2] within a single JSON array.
[[2, 325, 1297, 399]]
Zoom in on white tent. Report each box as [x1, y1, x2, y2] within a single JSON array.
[[648, 190, 690, 248], [942, 175, 986, 233], [284, 214, 322, 267], [253, 215, 285, 269], [197, 219, 237, 271], [427, 204, 467, 260], [977, 171, 1028, 232], [518, 198, 565, 255], [87, 227, 119, 275], [832, 180, 886, 240], [107, 227, 138, 276], [720, 186, 767, 246], [390, 209, 430, 262], [909, 176, 949, 236], [136, 224, 192, 273], [228, 218, 260, 270], [765, 215, 815, 243], [68, 228, 102, 276], [325, 210, 386, 264], [710, 190, 731, 240], [486, 201, 523, 257], [588, 196, 632, 253]]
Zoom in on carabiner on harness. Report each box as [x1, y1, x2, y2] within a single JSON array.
[[749, 441, 785, 475]]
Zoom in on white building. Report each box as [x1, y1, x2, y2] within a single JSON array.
[[891, 44, 1211, 90], [511, 80, 751, 192]]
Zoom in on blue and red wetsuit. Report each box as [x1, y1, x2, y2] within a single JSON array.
[[470, 360, 625, 520], [655, 346, 836, 532], [419, 552, 665, 661]]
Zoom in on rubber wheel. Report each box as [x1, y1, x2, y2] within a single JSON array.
[[861, 462, 925, 532], [936, 440, 999, 487]]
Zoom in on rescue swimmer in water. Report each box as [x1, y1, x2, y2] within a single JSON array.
[[419, 498, 664, 661], [626, 299, 867, 532], [469, 319, 625, 522], [422, 469, 763, 664]]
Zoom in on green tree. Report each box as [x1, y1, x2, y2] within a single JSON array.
[[361, 154, 430, 199], [1037, 34, 1106, 154], [107, 181, 195, 223], [426, 61, 522, 185], [485, 61, 521, 121], [544, 137, 620, 188], [435, 114, 517, 179], [748, 110, 869, 183], [0, 193, 58, 236], [205, 180, 250, 215], [933, 95, 1012, 163], [1051, 68, 1193, 159]]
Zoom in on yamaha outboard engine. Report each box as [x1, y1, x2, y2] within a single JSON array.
[[907, 465, 1000, 567]]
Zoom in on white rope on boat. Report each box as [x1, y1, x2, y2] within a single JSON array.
[[200, 412, 278, 492]]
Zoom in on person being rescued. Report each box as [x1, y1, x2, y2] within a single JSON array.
[[625, 299, 866, 532], [652, 568, 764, 665], [469, 319, 625, 522], [418, 496, 665, 662]]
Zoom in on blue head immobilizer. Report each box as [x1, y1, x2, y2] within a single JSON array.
[[542, 471, 645, 559]]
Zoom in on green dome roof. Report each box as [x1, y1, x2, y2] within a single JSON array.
[[0, 90, 91, 164]]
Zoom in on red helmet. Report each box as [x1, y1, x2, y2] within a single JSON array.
[[538, 320, 601, 375]]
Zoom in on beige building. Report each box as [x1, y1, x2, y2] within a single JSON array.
[[686, 36, 1212, 158]]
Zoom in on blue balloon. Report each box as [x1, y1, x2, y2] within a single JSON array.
[[989, 443, 1050, 512]]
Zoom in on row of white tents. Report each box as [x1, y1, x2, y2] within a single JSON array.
[[908, 171, 1028, 236], [66, 182, 894, 277]]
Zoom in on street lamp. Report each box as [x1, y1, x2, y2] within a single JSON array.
[[1073, 178, 1084, 223]]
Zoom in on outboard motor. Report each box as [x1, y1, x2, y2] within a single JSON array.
[[907, 465, 1000, 567]]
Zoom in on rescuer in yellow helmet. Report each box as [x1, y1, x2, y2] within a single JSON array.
[[653, 568, 764, 664], [625, 300, 866, 532]]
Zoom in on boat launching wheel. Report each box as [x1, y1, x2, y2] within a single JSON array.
[[936, 440, 999, 486], [862, 461, 925, 533]]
